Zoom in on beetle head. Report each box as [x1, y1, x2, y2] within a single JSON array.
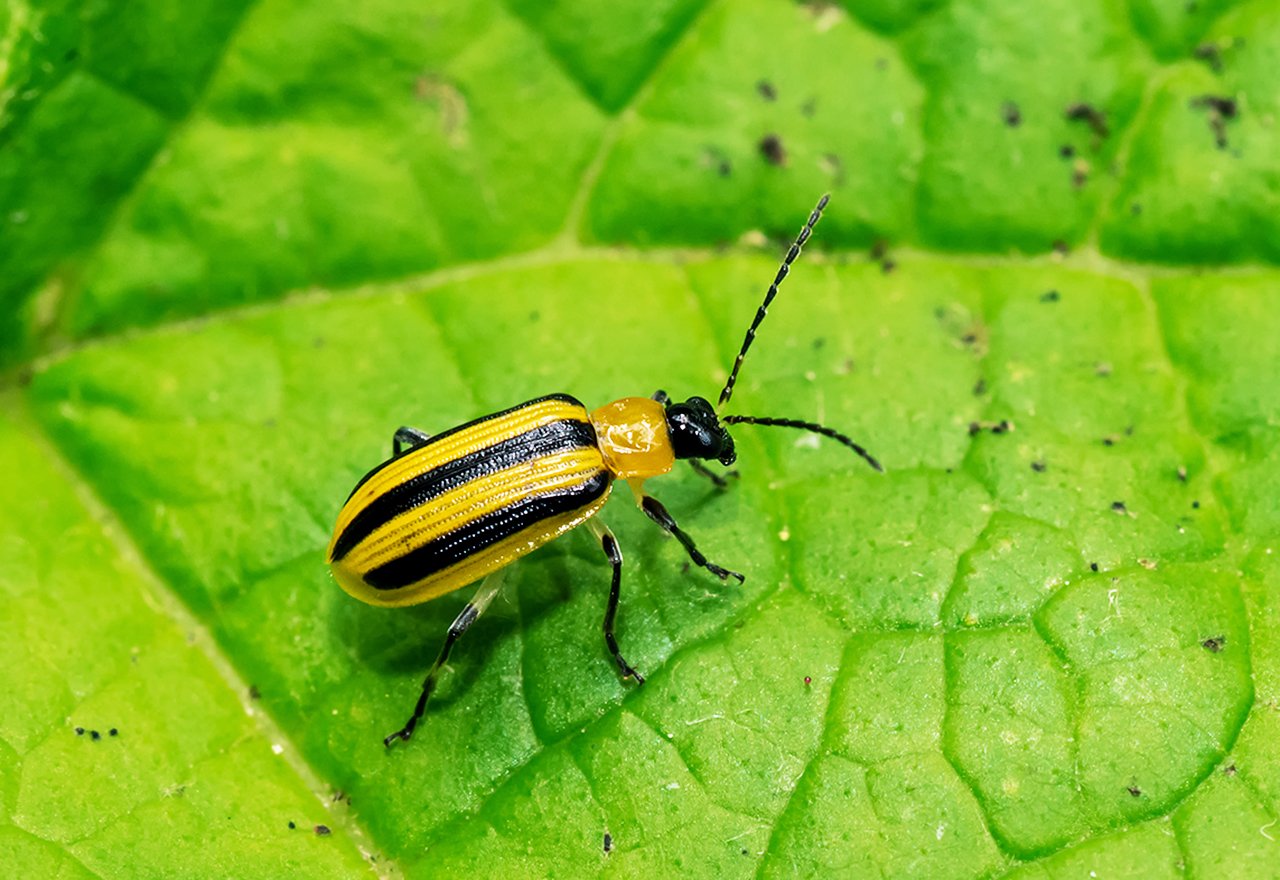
[[664, 396, 736, 466]]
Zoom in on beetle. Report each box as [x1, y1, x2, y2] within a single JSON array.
[[327, 194, 882, 747]]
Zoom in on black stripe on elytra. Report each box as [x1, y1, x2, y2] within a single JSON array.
[[331, 416, 597, 563], [343, 394, 585, 502], [364, 470, 611, 591]]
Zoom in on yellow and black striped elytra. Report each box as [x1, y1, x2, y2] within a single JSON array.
[[328, 194, 884, 748]]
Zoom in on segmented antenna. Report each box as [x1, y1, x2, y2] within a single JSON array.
[[717, 193, 830, 409], [722, 414, 883, 472]]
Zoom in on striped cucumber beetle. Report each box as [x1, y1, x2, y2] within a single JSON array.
[[328, 194, 882, 747]]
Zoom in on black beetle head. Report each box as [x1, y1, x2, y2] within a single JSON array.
[[664, 396, 736, 466]]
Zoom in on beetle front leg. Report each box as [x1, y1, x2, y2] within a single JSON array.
[[638, 494, 745, 583]]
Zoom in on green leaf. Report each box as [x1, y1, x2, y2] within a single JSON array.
[[4, 0, 1280, 876]]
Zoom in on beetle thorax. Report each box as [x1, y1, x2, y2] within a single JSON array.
[[589, 397, 676, 480]]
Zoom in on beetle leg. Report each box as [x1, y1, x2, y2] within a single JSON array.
[[383, 568, 505, 748], [392, 426, 433, 456], [587, 519, 644, 685], [639, 494, 745, 583], [688, 459, 739, 489]]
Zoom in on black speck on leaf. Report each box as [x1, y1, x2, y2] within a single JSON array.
[[1190, 95, 1239, 149], [1202, 636, 1225, 653], [1040, 289, 1061, 303], [603, 831, 614, 854], [1090, 562, 1100, 572], [1111, 501, 1128, 514], [1127, 784, 1142, 797], [756, 80, 777, 101], [74, 727, 85, 735], [1031, 460, 1047, 473], [759, 134, 787, 167], [90, 730, 101, 741], [288, 821, 297, 830], [1058, 144, 1075, 159], [1065, 102, 1110, 139], [1001, 100, 1022, 127], [1194, 42, 1224, 72], [314, 824, 331, 837]]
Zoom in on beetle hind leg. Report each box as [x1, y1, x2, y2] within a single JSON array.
[[383, 569, 506, 748]]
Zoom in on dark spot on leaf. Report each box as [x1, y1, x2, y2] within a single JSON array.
[[1224, 764, 1237, 776], [109, 728, 118, 736], [812, 337, 825, 350], [1040, 290, 1061, 303], [1031, 460, 1047, 473], [1202, 636, 1225, 653], [756, 80, 777, 101], [1102, 435, 1120, 447], [973, 378, 987, 396], [1058, 144, 1075, 159], [700, 146, 733, 178], [1131, 202, 1143, 215], [742, 849, 750, 856], [819, 152, 844, 186], [64, 48, 80, 62], [331, 789, 349, 804], [1071, 158, 1090, 189], [1194, 42, 1223, 73], [1001, 101, 1022, 127], [1090, 562, 1100, 572], [759, 134, 787, 167], [288, 821, 296, 829], [314, 824, 331, 836], [75, 727, 84, 735], [90, 730, 101, 741], [1064, 102, 1110, 140], [1192, 500, 1201, 509], [1127, 784, 1142, 797], [1177, 466, 1188, 482], [1111, 501, 1128, 514], [1190, 95, 1238, 149], [869, 238, 896, 273], [249, 685, 261, 700], [603, 831, 613, 854], [969, 419, 1012, 436], [800, 98, 817, 118], [1052, 239, 1071, 256]]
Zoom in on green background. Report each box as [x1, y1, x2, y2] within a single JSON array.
[[3, 0, 1280, 876]]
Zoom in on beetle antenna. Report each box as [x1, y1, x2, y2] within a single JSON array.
[[721, 414, 883, 472], [717, 193, 830, 410]]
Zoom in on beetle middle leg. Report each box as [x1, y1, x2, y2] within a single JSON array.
[[384, 568, 505, 748], [638, 494, 745, 583], [392, 426, 433, 456], [587, 519, 644, 685]]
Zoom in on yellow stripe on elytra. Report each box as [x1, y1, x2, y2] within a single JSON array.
[[338, 493, 611, 607], [344, 448, 607, 574], [333, 398, 590, 539]]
